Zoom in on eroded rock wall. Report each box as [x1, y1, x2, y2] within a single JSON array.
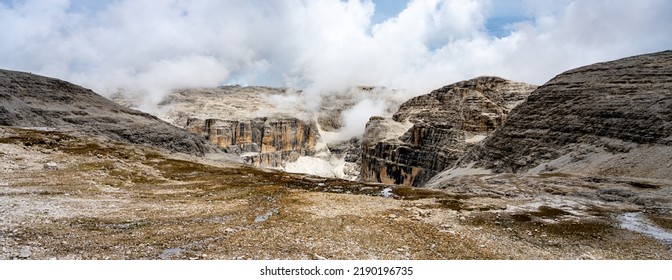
[[186, 117, 318, 166], [148, 85, 410, 178], [361, 77, 537, 186]]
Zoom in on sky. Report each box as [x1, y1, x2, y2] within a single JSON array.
[[1, 0, 671, 110]]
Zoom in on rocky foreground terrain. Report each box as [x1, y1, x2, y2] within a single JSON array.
[[2, 126, 670, 259], [1, 51, 672, 259]]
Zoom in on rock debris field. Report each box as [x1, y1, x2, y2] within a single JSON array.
[[1, 127, 671, 259]]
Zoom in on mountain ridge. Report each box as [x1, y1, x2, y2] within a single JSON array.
[[429, 50, 672, 187], [0, 69, 225, 157]]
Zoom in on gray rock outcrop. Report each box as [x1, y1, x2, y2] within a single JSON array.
[[442, 50, 672, 181], [0, 69, 220, 156], [326, 137, 362, 178], [361, 76, 537, 186]]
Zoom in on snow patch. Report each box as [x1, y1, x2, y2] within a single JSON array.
[[285, 156, 344, 178], [465, 134, 486, 143]]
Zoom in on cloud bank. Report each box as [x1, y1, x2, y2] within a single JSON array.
[[1, 0, 671, 109]]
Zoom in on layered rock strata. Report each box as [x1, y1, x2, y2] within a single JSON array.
[[361, 76, 537, 186], [446, 50, 672, 181], [0, 69, 219, 156], [185, 117, 318, 166], [151, 85, 408, 175]]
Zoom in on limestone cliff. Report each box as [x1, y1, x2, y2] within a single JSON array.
[[436, 50, 672, 182], [152, 85, 408, 174], [361, 77, 537, 186], [185, 117, 318, 166]]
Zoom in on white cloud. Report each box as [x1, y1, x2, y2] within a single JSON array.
[[0, 0, 670, 112], [341, 98, 388, 139]]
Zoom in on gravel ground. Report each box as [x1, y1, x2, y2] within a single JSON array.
[[2, 127, 671, 260]]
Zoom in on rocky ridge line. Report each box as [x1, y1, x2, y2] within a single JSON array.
[[445, 50, 672, 180], [0, 69, 222, 156]]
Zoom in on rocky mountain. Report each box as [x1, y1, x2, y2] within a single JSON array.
[[429, 50, 672, 185], [3, 52, 672, 260], [0, 69, 223, 157], [151, 85, 410, 179], [361, 76, 537, 186]]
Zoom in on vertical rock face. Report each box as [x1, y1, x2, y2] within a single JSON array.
[[143, 85, 409, 177], [453, 50, 672, 177], [186, 117, 318, 166], [361, 76, 537, 186]]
